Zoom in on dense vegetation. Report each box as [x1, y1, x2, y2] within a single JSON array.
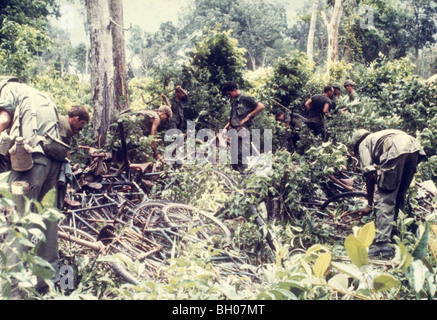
[[0, 0, 437, 300]]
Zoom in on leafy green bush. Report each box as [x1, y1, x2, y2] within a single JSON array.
[[0, 19, 52, 81], [260, 50, 314, 114], [33, 68, 92, 115], [0, 172, 63, 299], [181, 28, 247, 131]]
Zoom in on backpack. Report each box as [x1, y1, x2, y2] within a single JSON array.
[[0, 76, 22, 168], [0, 76, 68, 169], [0, 76, 22, 93]]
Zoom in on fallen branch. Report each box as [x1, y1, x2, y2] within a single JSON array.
[[58, 231, 105, 251]]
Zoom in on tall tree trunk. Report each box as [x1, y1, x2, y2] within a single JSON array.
[[307, 0, 319, 62], [250, 54, 256, 71], [86, 0, 116, 147], [322, 0, 343, 72], [109, 0, 129, 112]]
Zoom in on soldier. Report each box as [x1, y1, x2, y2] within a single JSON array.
[[59, 105, 90, 146], [136, 105, 173, 160], [161, 85, 188, 131], [221, 81, 265, 173], [304, 86, 333, 140], [331, 82, 342, 111], [275, 110, 307, 152], [0, 77, 67, 297], [344, 79, 359, 102], [350, 129, 426, 257], [340, 79, 360, 114]]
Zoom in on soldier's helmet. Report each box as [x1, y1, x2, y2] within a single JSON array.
[[158, 105, 173, 119], [332, 82, 341, 90], [344, 79, 355, 87], [350, 129, 371, 152]]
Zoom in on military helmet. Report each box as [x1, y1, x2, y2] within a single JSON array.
[[350, 129, 371, 152], [158, 105, 173, 119], [344, 79, 355, 87], [332, 82, 341, 90]]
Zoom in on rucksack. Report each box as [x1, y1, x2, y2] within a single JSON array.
[[0, 76, 22, 166], [0, 76, 22, 93]]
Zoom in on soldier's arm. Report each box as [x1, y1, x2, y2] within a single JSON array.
[[323, 102, 332, 118], [304, 98, 312, 111], [0, 110, 11, 133], [240, 102, 265, 125], [161, 94, 171, 107], [175, 86, 188, 98], [364, 171, 377, 207], [150, 118, 161, 159]]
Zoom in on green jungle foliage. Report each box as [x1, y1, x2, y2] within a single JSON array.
[[1, 1, 437, 300]]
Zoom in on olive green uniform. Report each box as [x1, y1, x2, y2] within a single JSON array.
[[228, 94, 259, 173], [348, 91, 359, 102], [59, 115, 72, 145], [136, 109, 160, 136], [357, 129, 426, 243], [306, 94, 331, 138], [278, 112, 306, 151], [168, 97, 185, 131], [0, 82, 63, 292]]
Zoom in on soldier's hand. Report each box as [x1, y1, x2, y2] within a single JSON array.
[[361, 206, 372, 215]]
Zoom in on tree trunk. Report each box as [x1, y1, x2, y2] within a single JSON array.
[[250, 54, 256, 71], [307, 0, 319, 62], [322, 0, 343, 71], [86, 0, 116, 147], [109, 0, 129, 112]]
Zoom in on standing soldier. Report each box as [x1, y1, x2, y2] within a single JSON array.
[[304, 86, 334, 140], [331, 82, 342, 111], [340, 79, 360, 114], [161, 85, 188, 131], [221, 81, 265, 173], [344, 79, 359, 102]]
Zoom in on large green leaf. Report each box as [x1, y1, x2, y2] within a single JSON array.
[[412, 225, 430, 260], [41, 188, 56, 209], [396, 241, 412, 270], [270, 288, 298, 300], [0, 249, 7, 267], [331, 261, 363, 280], [22, 213, 46, 229], [300, 258, 313, 276], [405, 260, 428, 293], [305, 244, 330, 257], [30, 265, 54, 280], [328, 273, 349, 292], [0, 170, 10, 182], [345, 235, 368, 268], [313, 252, 331, 279], [356, 222, 375, 248], [373, 274, 400, 291]]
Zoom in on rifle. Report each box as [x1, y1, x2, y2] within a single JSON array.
[[271, 99, 292, 112], [141, 88, 176, 105]]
